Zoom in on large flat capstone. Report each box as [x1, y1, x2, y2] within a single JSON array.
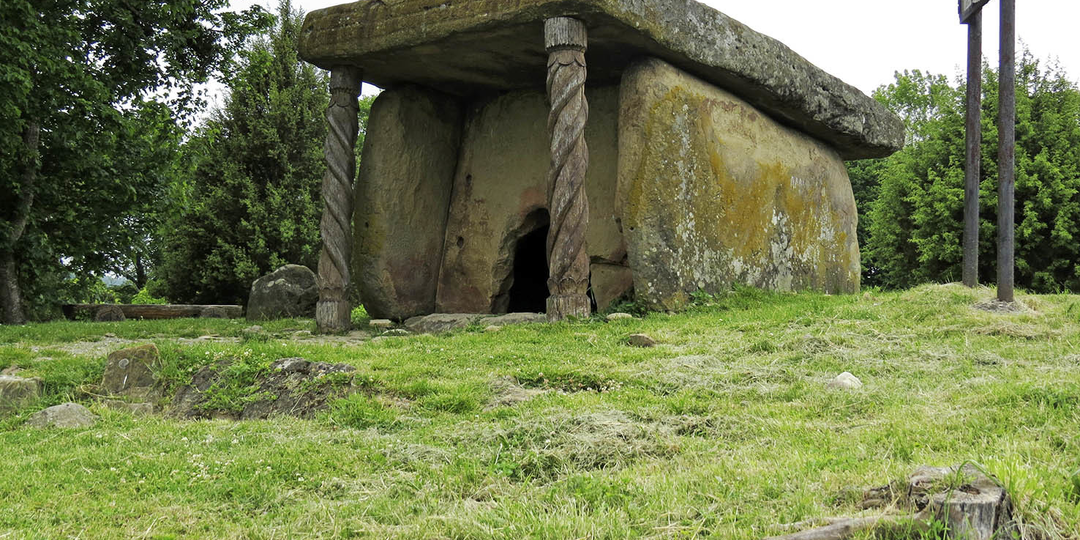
[[299, 0, 903, 159]]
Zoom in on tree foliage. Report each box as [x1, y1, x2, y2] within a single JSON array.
[[850, 52, 1080, 292], [0, 0, 269, 322], [157, 0, 372, 305]]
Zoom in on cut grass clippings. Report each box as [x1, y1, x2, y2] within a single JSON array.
[[0, 283, 1078, 538]]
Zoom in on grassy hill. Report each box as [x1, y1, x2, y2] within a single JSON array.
[[1, 284, 1078, 539]]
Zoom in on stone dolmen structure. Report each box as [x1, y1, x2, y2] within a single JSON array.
[[298, 0, 904, 330]]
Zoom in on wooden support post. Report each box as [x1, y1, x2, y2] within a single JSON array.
[[544, 17, 591, 322], [316, 67, 362, 333], [997, 0, 1015, 302], [963, 10, 982, 288]]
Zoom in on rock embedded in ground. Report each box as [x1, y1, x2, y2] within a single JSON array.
[[1, 366, 24, 376], [102, 344, 159, 396], [27, 403, 97, 428], [484, 313, 546, 327], [242, 325, 263, 335], [383, 328, 410, 336], [369, 319, 393, 329], [404, 313, 484, 334], [246, 264, 318, 321], [0, 375, 41, 411], [95, 305, 126, 322], [606, 312, 633, 321], [827, 372, 863, 390], [483, 325, 501, 333], [104, 400, 153, 416], [627, 334, 657, 347]]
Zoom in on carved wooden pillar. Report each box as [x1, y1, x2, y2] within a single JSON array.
[[316, 67, 362, 333], [544, 17, 591, 322]]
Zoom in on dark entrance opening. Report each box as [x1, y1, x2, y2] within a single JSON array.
[[507, 224, 550, 313]]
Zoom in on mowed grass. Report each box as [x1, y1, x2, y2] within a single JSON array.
[[1, 284, 1078, 539]]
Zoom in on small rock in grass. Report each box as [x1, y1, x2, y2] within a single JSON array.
[[827, 372, 863, 390], [27, 403, 97, 428], [0, 366, 23, 376], [383, 329, 409, 336], [102, 344, 159, 395], [627, 333, 657, 347], [294, 330, 312, 338], [606, 312, 633, 321], [484, 325, 501, 333], [369, 319, 393, 329], [0, 375, 41, 411], [104, 333, 117, 338]]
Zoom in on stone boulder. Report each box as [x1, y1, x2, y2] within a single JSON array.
[[404, 313, 484, 334], [0, 375, 41, 412], [619, 58, 861, 310], [27, 403, 97, 428], [102, 344, 160, 399], [247, 264, 318, 321]]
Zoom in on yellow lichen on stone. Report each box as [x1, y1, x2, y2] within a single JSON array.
[[618, 58, 859, 310]]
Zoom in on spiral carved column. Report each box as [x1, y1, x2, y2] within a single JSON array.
[[316, 67, 362, 333], [544, 17, 591, 322]]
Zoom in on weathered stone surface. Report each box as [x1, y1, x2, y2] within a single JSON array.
[[619, 59, 861, 311], [436, 86, 622, 313], [102, 344, 159, 396], [0, 375, 40, 411], [368, 319, 393, 330], [27, 403, 97, 428], [299, 0, 902, 159], [104, 400, 154, 416], [605, 312, 633, 321], [95, 304, 125, 322], [591, 263, 633, 311], [827, 372, 863, 390], [247, 264, 318, 321], [404, 313, 483, 334], [627, 334, 657, 347], [355, 86, 463, 320], [484, 313, 547, 327]]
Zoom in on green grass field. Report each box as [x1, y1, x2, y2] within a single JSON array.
[[1, 284, 1078, 539]]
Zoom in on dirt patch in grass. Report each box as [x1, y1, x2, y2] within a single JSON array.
[[169, 357, 357, 420]]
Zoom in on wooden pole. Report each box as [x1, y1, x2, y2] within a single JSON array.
[[963, 11, 982, 288], [316, 67, 362, 333], [544, 17, 592, 322], [997, 0, 1015, 302]]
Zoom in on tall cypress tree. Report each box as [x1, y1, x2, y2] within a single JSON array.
[[159, 0, 332, 304], [852, 52, 1080, 292]]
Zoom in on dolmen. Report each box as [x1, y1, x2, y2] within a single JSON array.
[[298, 0, 904, 325]]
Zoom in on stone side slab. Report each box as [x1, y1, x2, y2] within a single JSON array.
[[618, 58, 861, 310], [354, 86, 463, 320]]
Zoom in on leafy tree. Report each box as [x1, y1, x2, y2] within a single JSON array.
[[0, 0, 269, 323], [158, 0, 371, 305], [851, 52, 1080, 292]]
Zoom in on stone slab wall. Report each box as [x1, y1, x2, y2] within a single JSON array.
[[435, 85, 628, 313], [354, 85, 464, 320], [618, 58, 860, 311]]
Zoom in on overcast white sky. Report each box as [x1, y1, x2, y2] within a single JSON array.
[[232, 0, 1079, 97]]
